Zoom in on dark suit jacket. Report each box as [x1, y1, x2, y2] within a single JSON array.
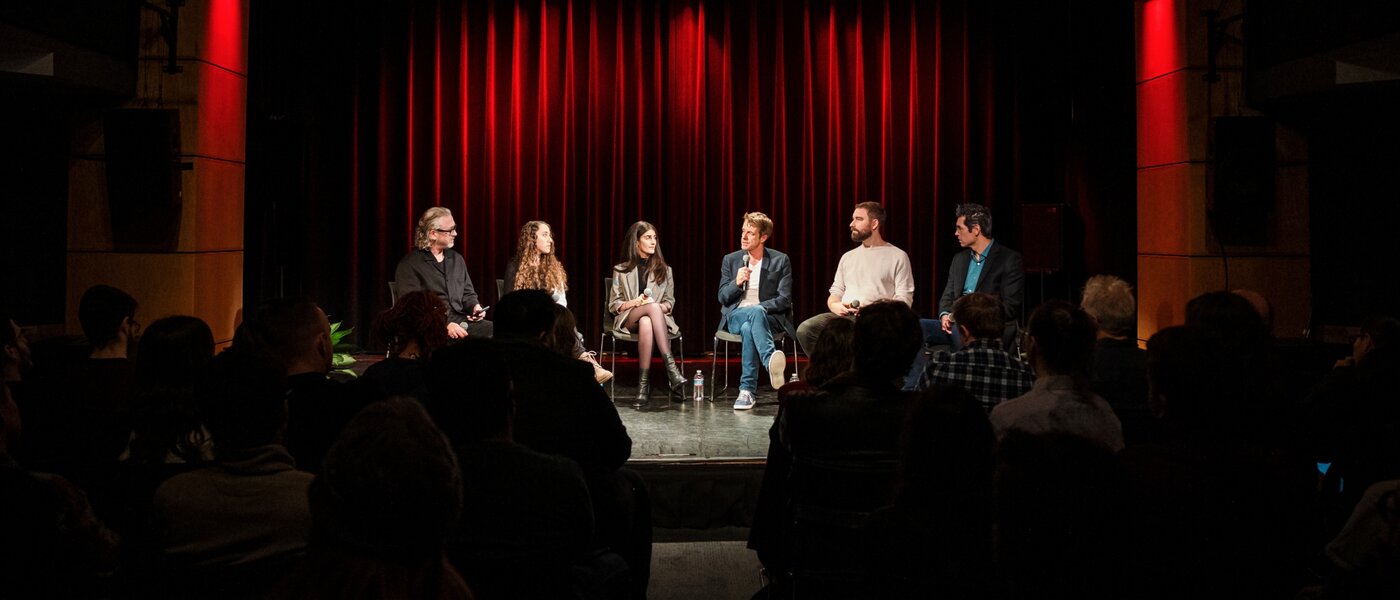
[[937, 241, 1025, 324], [717, 248, 797, 339], [394, 248, 482, 323]]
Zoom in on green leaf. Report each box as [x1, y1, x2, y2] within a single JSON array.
[[332, 352, 356, 368], [328, 321, 354, 346]]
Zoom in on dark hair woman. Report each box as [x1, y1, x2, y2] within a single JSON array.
[[608, 221, 684, 403]]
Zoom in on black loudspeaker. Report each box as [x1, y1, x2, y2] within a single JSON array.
[[1021, 204, 1064, 273], [104, 109, 183, 251], [1211, 116, 1275, 245]]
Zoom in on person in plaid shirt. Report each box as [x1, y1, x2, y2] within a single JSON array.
[[920, 292, 1035, 411]]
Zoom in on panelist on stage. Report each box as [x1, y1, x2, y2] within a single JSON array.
[[796, 202, 915, 359], [393, 206, 493, 339], [906, 202, 1024, 388], [608, 221, 686, 402], [717, 212, 794, 410], [502, 220, 613, 384]]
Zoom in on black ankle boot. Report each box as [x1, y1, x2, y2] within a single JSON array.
[[633, 369, 651, 406], [663, 353, 686, 399]]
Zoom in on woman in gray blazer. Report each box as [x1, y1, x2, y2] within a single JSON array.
[[609, 221, 685, 402]]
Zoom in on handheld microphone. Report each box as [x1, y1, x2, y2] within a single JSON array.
[[849, 299, 860, 314], [740, 255, 757, 291]]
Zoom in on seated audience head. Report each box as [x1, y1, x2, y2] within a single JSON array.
[[1025, 300, 1097, 378], [1354, 316, 1400, 365], [804, 317, 856, 387], [131, 316, 215, 461], [951, 292, 1005, 345], [374, 290, 451, 359], [1146, 325, 1243, 436], [853, 301, 922, 384], [1, 309, 31, 382], [493, 289, 556, 340], [79, 284, 139, 356], [898, 385, 994, 503], [135, 316, 215, 391], [543, 303, 578, 358], [1186, 290, 1271, 348], [200, 349, 289, 455], [424, 339, 513, 445], [1230, 289, 1274, 331], [310, 396, 463, 561], [1080, 275, 1136, 339], [249, 298, 332, 376]]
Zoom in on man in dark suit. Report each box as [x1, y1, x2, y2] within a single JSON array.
[[906, 203, 1024, 389], [718, 212, 796, 410], [393, 206, 493, 338]]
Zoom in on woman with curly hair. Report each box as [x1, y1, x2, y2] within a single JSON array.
[[608, 221, 685, 403], [362, 291, 453, 401], [502, 220, 612, 384]]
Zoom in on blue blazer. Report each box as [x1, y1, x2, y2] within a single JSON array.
[[718, 248, 797, 340]]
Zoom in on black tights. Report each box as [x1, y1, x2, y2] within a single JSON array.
[[622, 302, 671, 366]]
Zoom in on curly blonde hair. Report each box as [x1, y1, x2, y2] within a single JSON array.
[[511, 221, 568, 293]]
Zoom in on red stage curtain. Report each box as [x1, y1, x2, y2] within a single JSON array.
[[344, 0, 1026, 344]]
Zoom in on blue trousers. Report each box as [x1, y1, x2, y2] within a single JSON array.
[[903, 318, 961, 390], [724, 306, 777, 393]]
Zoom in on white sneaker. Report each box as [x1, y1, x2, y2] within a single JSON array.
[[767, 350, 787, 390], [733, 389, 756, 410]]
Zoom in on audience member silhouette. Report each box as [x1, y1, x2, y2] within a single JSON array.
[[757, 301, 921, 596], [918, 292, 1035, 409], [747, 317, 857, 586], [361, 290, 451, 401], [425, 339, 616, 599], [491, 289, 648, 599], [543, 302, 581, 359], [1314, 317, 1400, 534], [21, 284, 139, 478], [245, 297, 361, 473], [150, 349, 312, 597], [1080, 275, 1155, 445], [275, 397, 473, 600], [793, 316, 854, 389], [0, 381, 121, 597], [1117, 324, 1315, 599], [128, 316, 216, 465], [995, 431, 1127, 599], [990, 300, 1123, 450], [1320, 478, 1400, 599], [865, 385, 995, 597]]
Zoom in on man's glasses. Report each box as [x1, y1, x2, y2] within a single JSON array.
[[433, 228, 458, 234]]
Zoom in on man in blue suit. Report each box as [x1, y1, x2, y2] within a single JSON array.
[[718, 212, 796, 410]]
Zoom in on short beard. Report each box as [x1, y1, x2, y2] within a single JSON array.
[[850, 228, 871, 242]]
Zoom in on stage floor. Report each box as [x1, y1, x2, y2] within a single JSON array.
[[351, 352, 790, 461], [607, 382, 781, 460]]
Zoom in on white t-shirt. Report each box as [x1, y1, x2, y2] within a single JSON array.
[[829, 244, 915, 306], [740, 256, 763, 308]]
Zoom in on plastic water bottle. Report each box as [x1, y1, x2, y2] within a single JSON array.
[[693, 370, 705, 401]]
